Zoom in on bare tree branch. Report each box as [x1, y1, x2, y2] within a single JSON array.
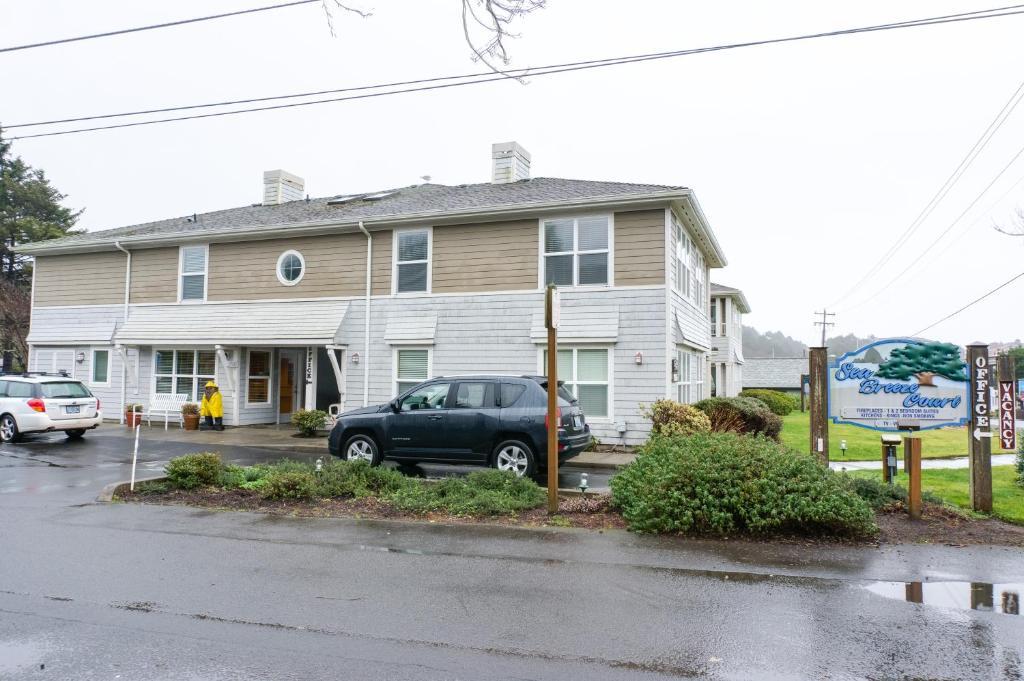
[[461, 0, 545, 81], [320, 0, 372, 38], [993, 207, 1024, 236], [0, 277, 31, 368]]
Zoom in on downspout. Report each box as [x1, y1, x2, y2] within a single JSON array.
[[114, 241, 131, 424], [358, 221, 372, 407]]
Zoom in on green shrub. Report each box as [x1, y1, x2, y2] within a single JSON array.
[[315, 459, 412, 498], [841, 475, 905, 509], [242, 465, 269, 482], [693, 397, 782, 440], [642, 399, 712, 437], [610, 433, 877, 538], [165, 452, 224, 489], [261, 471, 317, 500], [219, 464, 246, 489], [388, 469, 546, 516], [291, 409, 328, 436], [1016, 440, 1024, 487], [739, 389, 798, 416]]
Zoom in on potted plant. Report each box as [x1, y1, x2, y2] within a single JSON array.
[[291, 409, 328, 437], [181, 402, 200, 431], [125, 403, 143, 428]]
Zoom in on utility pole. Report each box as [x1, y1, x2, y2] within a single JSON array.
[[813, 310, 836, 347]]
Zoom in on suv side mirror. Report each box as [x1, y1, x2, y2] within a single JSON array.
[[390, 399, 401, 412]]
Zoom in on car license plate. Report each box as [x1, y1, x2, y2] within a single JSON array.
[[66, 405, 80, 414], [572, 415, 582, 429]]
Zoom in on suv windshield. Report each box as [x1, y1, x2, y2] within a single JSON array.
[[40, 382, 92, 399]]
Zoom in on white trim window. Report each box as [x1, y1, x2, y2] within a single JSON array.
[[246, 350, 272, 406], [542, 216, 611, 287], [710, 300, 718, 337], [672, 214, 706, 307], [541, 347, 610, 419], [154, 349, 216, 401], [394, 228, 431, 294], [394, 347, 431, 395], [178, 245, 208, 302], [90, 348, 111, 387], [276, 250, 305, 286], [674, 347, 705, 403]]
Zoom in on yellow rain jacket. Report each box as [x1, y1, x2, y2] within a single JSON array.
[[200, 382, 224, 418]]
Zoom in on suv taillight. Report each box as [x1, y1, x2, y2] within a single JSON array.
[[27, 398, 46, 413], [545, 406, 562, 430]]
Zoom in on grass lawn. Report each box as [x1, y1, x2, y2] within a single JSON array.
[[849, 466, 1024, 525], [781, 410, 1016, 461]]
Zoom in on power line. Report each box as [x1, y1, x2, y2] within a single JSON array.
[[912, 268, 1024, 336], [0, 0, 320, 54], [8, 4, 1024, 140], [825, 72, 1024, 310]]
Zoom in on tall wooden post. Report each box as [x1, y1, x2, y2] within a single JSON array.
[[545, 285, 560, 515], [967, 344, 993, 513], [906, 437, 922, 520], [808, 347, 829, 464], [997, 355, 1018, 452]]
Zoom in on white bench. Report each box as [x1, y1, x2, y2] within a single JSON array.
[[145, 393, 191, 430]]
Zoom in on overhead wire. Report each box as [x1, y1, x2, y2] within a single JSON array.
[[8, 4, 1024, 140], [912, 268, 1024, 336], [0, 0, 321, 54]]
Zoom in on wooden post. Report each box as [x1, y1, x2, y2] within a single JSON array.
[[906, 437, 922, 520], [905, 582, 923, 604], [808, 348, 829, 464], [998, 355, 1018, 452], [970, 583, 994, 611], [881, 444, 891, 484], [545, 285, 559, 515], [967, 344, 993, 513]]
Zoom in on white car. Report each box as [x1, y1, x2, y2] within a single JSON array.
[[0, 373, 103, 443]]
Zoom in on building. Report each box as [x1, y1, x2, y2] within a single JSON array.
[[742, 357, 806, 395], [18, 142, 729, 445], [709, 282, 749, 397]]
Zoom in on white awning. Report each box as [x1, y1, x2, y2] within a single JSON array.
[[674, 312, 711, 352], [384, 312, 437, 345], [114, 300, 349, 346], [733, 346, 745, 364], [530, 305, 618, 344], [27, 308, 118, 345]]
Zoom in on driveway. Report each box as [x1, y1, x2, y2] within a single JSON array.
[[2, 427, 1023, 679]]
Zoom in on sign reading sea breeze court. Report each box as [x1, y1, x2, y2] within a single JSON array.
[[828, 338, 969, 432]]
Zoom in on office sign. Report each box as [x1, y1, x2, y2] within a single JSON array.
[[999, 380, 1017, 450], [829, 338, 969, 432]]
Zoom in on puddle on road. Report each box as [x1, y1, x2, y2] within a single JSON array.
[[0, 639, 47, 674], [866, 581, 1022, 616]]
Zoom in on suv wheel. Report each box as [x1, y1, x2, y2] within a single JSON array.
[[65, 429, 86, 440], [343, 434, 381, 466], [0, 415, 21, 444], [493, 440, 535, 478]]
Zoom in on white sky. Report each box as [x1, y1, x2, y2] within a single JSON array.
[[4, 0, 1024, 348]]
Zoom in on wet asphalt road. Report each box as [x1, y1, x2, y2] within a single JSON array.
[[2, 429, 1024, 679]]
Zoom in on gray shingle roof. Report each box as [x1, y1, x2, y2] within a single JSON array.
[[710, 281, 751, 313], [742, 357, 806, 390], [27, 177, 684, 251]]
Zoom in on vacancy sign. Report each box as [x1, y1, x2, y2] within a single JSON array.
[[999, 380, 1018, 450]]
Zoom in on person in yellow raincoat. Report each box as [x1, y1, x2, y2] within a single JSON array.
[[200, 381, 224, 431]]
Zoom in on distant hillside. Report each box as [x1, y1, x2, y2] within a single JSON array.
[[743, 328, 880, 358]]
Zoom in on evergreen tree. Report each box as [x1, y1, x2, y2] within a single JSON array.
[[875, 342, 966, 386]]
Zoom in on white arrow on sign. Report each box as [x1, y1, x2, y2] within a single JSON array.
[[973, 428, 994, 442]]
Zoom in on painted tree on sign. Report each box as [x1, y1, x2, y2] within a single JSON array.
[[874, 342, 966, 386]]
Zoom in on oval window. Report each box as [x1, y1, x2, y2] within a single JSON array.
[[276, 250, 305, 286]]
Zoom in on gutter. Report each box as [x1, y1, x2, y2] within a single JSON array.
[[358, 221, 371, 407], [14, 189, 693, 256], [114, 241, 131, 424]]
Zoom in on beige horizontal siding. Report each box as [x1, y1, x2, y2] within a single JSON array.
[[207, 234, 367, 300], [33, 252, 127, 307], [371, 230, 392, 296], [432, 220, 537, 293], [130, 247, 179, 304], [615, 209, 665, 286]]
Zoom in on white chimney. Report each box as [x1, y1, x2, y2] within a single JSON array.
[[263, 169, 304, 205], [491, 142, 531, 184]]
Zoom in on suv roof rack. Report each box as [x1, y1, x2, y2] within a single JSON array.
[[0, 370, 70, 378]]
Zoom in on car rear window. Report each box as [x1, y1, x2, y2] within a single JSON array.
[[6, 382, 34, 398], [499, 383, 526, 407], [40, 382, 92, 399]]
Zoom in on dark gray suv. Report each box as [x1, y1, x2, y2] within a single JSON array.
[[327, 375, 592, 476]]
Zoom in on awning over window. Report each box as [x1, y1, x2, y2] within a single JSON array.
[[27, 306, 118, 345], [530, 305, 618, 344], [733, 346, 745, 364], [114, 300, 348, 346], [674, 311, 711, 352], [384, 312, 437, 345]]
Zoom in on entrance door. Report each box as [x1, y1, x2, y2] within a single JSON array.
[[278, 350, 302, 417]]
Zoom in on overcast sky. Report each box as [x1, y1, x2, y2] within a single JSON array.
[[4, 0, 1024, 348]]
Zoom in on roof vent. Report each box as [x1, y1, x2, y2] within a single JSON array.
[[491, 141, 531, 184], [362, 190, 396, 201], [263, 169, 304, 205], [327, 194, 361, 205]]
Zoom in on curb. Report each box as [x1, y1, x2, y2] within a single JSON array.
[[562, 461, 629, 471], [96, 476, 167, 503]]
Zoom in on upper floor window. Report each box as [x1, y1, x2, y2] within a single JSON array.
[[276, 250, 305, 286], [542, 216, 610, 287], [672, 214, 705, 307], [710, 301, 718, 337], [394, 229, 430, 293], [179, 245, 208, 302]]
